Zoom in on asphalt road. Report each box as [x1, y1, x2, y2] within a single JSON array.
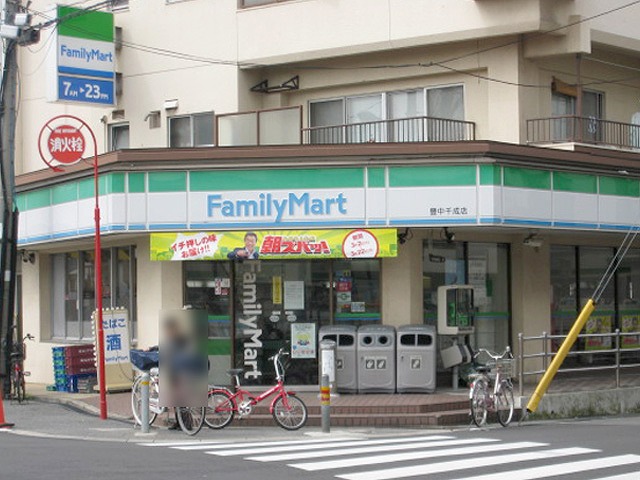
[[2, 400, 640, 479]]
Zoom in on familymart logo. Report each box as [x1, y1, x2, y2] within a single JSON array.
[[207, 192, 348, 223]]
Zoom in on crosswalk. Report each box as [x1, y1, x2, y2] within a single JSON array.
[[140, 434, 640, 479]]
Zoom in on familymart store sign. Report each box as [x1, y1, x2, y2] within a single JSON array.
[[49, 6, 115, 105]]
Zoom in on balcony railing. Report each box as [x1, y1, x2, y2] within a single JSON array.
[[527, 115, 640, 150], [302, 116, 476, 145]]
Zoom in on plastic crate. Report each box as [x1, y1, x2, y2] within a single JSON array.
[[65, 356, 96, 367], [64, 345, 95, 357], [65, 365, 97, 375], [66, 373, 97, 393]]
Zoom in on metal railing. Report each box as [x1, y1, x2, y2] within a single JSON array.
[[527, 115, 640, 150], [517, 329, 640, 397], [302, 116, 476, 145]]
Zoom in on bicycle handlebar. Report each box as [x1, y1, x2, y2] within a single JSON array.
[[473, 346, 512, 361]]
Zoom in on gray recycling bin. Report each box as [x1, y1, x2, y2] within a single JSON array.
[[357, 325, 396, 393], [318, 325, 358, 393], [396, 325, 436, 393]]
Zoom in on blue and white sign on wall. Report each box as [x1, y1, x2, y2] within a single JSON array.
[[48, 6, 115, 106]]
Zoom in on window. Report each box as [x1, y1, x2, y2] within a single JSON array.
[[51, 246, 137, 341], [552, 90, 604, 142], [169, 112, 214, 147], [423, 241, 510, 354], [309, 85, 465, 143], [109, 123, 129, 151]]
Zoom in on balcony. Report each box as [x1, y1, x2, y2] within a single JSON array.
[[302, 116, 476, 145], [527, 116, 640, 151]]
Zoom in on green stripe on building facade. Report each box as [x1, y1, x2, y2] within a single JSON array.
[[367, 168, 386, 188], [504, 167, 551, 190], [479, 165, 501, 185], [189, 168, 364, 191], [389, 165, 476, 187], [600, 176, 640, 197], [553, 171, 598, 194], [148, 172, 187, 193], [128, 173, 145, 193], [15, 166, 639, 211]]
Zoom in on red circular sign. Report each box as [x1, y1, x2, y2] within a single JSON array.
[[47, 125, 86, 164]]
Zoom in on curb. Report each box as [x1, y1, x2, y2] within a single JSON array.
[[28, 394, 133, 424]]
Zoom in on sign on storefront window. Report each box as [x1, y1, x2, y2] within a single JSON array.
[[150, 228, 397, 261]]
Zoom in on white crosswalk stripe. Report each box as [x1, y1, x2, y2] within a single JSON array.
[[248, 437, 499, 463], [140, 434, 640, 479]]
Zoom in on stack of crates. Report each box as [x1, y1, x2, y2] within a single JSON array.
[[52, 345, 97, 393]]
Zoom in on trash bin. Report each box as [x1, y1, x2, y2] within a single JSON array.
[[319, 325, 358, 393], [357, 325, 396, 393], [396, 325, 436, 393]]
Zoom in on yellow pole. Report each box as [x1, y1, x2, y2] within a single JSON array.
[[526, 298, 596, 413]]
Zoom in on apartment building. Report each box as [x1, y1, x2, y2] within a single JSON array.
[[14, 0, 640, 387]]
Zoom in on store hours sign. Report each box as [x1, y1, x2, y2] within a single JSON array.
[[49, 6, 115, 106]]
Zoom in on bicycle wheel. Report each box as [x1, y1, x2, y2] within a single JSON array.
[[495, 380, 515, 427], [131, 376, 158, 426], [176, 406, 205, 436], [272, 394, 307, 430], [470, 378, 489, 428], [13, 372, 25, 403], [205, 390, 235, 429]]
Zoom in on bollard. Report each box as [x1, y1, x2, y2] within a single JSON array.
[[320, 374, 330, 433], [319, 339, 337, 396], [140, 371, 150, 434]]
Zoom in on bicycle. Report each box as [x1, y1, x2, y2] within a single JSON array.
[[205, 348, 308, 431], [8, 328, 34, 403], [130, 350, 206, 436], [469, 346, 515, 428]]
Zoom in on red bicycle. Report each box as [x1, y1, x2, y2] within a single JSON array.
[[9, 329, 35, 403], [205, 348, 308, 431]]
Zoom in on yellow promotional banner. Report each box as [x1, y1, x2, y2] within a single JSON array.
[[150, 228, 397, 261]]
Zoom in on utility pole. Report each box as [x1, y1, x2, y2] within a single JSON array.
[[0, 0, 37, 396]]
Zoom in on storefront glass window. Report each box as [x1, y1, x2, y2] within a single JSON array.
[[51, 247, 137, 341], [580, 246, 615, 351], [229, 259, 380, 386], [616, 249, 640, 353], [467, 243, 510, 352], [423, 241, 510, 354], [333, 259, 381, 325], [550, 245, 577, 339], [184, 261, 233, 384]]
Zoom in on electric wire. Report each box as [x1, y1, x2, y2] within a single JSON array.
[[592, 226, 640, 303], [19, 0, 640, 89]]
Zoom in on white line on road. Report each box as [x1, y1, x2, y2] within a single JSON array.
[[289, 441, 545, 471], [595, 471, 640, 480], [459, 455, 640, 480], [248, 438, 498, 462], [336, 447, 597, 480], [205, 435, 454, 456]]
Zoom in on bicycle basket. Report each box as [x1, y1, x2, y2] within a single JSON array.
[[486, 357, 516, 380]]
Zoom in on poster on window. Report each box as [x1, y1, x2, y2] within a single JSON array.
[[585, 313, 613, 350], [291, 323, 316, 359], [621, 312, 640, 349], [468, 257, 487, 306], [284, 281, 305, 310]]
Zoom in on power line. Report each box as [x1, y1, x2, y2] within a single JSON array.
[[437, 0, 640, 66], [20, 0, 640, 89]]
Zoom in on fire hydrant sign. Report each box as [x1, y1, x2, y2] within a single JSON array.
[[94, 308, 133, 392], [48, 125, 85, 164]]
